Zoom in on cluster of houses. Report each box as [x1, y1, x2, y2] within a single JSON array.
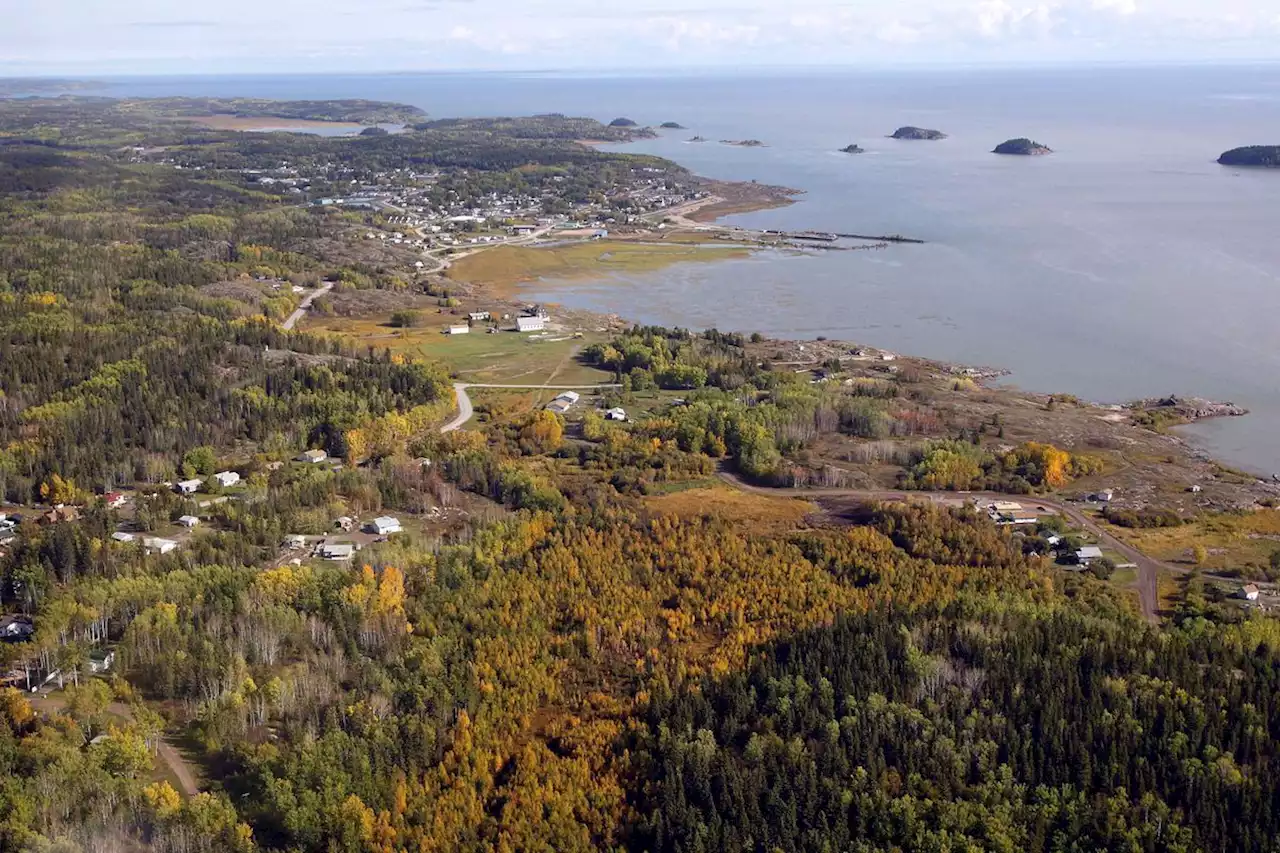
[[174, 470, 240, 495], [445, 308, 549, 337]]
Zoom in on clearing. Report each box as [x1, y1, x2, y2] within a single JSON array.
[[444, 239, 750, 295]]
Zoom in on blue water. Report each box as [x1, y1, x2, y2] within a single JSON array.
[[90, 67, 1280, 473]]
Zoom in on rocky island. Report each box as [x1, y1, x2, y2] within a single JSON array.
[[839, 144, 865, 154], [721, 139, 766, 147], [660, 121, 686, 129], [993, 138, 1053, 156], [687, 136, 707, 143], [890, 126, 947, 140], [608, 117, 638, 127], [1217, 145, 1280, 168]]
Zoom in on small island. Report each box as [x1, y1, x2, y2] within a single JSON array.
[[839, 144, 865, 154], [687, 136, 708, 143], [721, 139, 766, 147], [608, 117, 638, 127], [993, 138, 1053, 156], [890, 126, 947, 140], [660, 122, 686, 129], [1217, 145, 1280, 168]]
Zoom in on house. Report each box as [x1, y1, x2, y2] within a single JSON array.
[[284, 534, 308, 550], [468, 311, 491, 322], [335, 516, 354, 531], [299, 449, 328, 464], [39, 505, 80, 525], [1239, 583, 1260, 601], [1075, 546, 1104, 564], [320, 541, 355, 561], [110, 532, 135, 543], [1093, 489, 1115, 503], [516, 315, 546, 333], [143, 537, 178, 555], [445, 324, 470, 335], [1045, 534, 1062, 547], [87, 649, 115, 674], [554, 391, 580, 405], [104, 491, 127, 509], [370, 516, 403, 536], [0, 616, 34, 642], [213, 471, 240, 488], [175, 479, 203, 495], [178, 515, 200, 528], [605, 407, 628, 422]]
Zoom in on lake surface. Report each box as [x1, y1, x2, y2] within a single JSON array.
[[93, 67, 1280, 473]]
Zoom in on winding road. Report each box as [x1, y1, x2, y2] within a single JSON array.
[[440, 382, 622, 433], [282, 282, 334, 331], [715, 471, 1191, 622]]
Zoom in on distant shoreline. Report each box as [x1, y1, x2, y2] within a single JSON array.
[[184, 114, 367, 132]]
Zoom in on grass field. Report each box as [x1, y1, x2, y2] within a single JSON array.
[[445, 239, 751, 294], [643, 486, 817, 531], [301, 314, 616, 385], [1106, 509, 1280, 570]]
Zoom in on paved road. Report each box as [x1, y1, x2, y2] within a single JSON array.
[[440, 382, 622, 433], [29, 693, 201, 796], [282, 282, 334, 331], [716, 472, 1183, 622]]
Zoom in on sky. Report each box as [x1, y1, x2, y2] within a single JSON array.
[[3, 0, 1279, 76]]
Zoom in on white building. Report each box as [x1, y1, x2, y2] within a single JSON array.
[[516, 315, 546, 333], [143, 537, 178, 555], [446, 325, 470, 335], [299, 449, 328, 464], [605, 407, 628, 422], [110, 532, 135, 543], [213, 471, 240, 488], [175, 479, 202, 495], [370, 516, 403, 536], [1075, 546, 1104, 564], [178, 515, 200, 528], [1240, 584, 1260, 601], [320, 542, 355, 561]]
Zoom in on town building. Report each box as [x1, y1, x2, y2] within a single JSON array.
[[213, 471, 240, 488], [605, 407, 628, 422], [370, 516, 403, 536], [446, 324, 470, 335], [299, 449, 328, 464], [111, 532, 135, 543], [104, 492, 127, 509], [178, 515, 200, 528], [1075, 546, 1104, 564], [175, 479, 202, 495], [143, 537, 178, 555], [516, 315, 546, 333], [1240, 584, 1261, 601], [320, 541, 355, 561]]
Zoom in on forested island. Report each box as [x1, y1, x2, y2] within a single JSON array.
[[721, 138, 765, 147], [994, 137, 1053, 155], [890, 126, 947, 140], [0, 93, 1278, 853], [659, 121, 686, 129], [839, 143, 865, 153], [1218, 145, 1280, 167]]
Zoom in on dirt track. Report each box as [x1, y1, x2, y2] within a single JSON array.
[[716, 471, 1176, 622]]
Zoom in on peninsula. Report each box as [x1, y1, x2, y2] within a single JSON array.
[[839, 144, 865, 154], [993, 138, 1053, 155], [891, 126, 947, 140], [1217, 145, 1280, 168]]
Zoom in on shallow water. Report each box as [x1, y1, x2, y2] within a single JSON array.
[[94, 66, 1280, 472]]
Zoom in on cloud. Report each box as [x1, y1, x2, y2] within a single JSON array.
[[1, 0, 1278, 73]]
